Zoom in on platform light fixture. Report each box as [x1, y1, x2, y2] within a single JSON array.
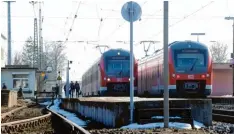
[[191, 33, 205, 42]]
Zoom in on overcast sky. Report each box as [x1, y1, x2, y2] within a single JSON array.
[[1, 0, 234, 81]]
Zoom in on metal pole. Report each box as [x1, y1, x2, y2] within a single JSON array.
[[4, 1, 15, 65], [39, 2, 42, 70], [163, 1, 169, 128], [129, 1, 134, 124], [233, 20, 234, 96], [197, 35, 199, 42], [66, 60, 70, 98], [224, 17, 234, 96]]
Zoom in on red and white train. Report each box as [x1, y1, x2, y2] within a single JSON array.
[[137, 41, 213, 97], [81, 48, 138, 96]]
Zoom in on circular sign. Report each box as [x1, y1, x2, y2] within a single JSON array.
[[121, 1, 142, 22]]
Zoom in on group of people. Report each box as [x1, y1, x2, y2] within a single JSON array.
[[63, 81, 81, 98]]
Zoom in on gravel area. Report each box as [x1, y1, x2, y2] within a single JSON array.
[[213, 104, 234, 110], [89, 121, 234, 134], [1, 105, 20, 113], [89, 128, 208, 134], [1, 99, 33, 114], [206, 121, 234, 134], [2, 105, 43, 123]]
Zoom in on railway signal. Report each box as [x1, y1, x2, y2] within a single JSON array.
[[121, 1, 142, 124]]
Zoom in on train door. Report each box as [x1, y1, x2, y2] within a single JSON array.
[[157, 62, 160, 93], [138, 65, 142, 95]]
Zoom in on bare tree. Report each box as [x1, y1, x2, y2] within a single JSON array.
[[21, 37, 67, 75], [13, 51, 23, 65], [43, 41, 67, 76], [209, 42, 229, 63], [21, 36, 35, 67]]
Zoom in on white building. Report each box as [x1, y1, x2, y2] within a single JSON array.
[[1, 33, 7, 67], [1, 65, 38, 99]]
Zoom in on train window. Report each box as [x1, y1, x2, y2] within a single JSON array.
[[105, 59, 130, 77], [174, 49, 206, 68], [176, 54, 205, 67]]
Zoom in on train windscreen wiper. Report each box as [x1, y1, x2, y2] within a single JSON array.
[[190, 58, 198, 71], [119, 70, 122, 76]]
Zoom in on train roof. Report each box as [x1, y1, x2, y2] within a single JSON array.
[[138, 40, 209, 65], [170, 40, 208, 49], [102, 48, 130, 57]]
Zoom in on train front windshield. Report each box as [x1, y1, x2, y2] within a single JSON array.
[[105, 56, 130, 77], [174, 49, 207, 72]]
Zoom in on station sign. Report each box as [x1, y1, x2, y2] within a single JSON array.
[[57, 76, 62, 80]]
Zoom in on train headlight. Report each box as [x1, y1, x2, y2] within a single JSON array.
[[129, 78, 130, 81], [172, 74, 175, 78], [107, 78, 111, 81], [206, 74, 210, 77], [176, 75, 180, 78], [201, 75, 205, 78]]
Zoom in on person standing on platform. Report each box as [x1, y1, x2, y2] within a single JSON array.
[[55, 84, 59, 98], [2, 83, 7, 90], [70, 81, 75, 98], [75, 81, 80, 97]]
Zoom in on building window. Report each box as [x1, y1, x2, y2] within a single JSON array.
[[12, 74, 29, 89]]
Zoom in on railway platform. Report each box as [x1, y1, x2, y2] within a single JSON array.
[[61, 97, 212, 128]]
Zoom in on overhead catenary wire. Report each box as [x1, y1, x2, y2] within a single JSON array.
[[138, 0, 215, 44], [63, 1, 82, 45], [63, 8, 75, 36]]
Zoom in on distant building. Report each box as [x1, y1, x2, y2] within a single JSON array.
[[1, 33, 7, 67], [212, 63, 233, 96], [1, 65, 38, 99]]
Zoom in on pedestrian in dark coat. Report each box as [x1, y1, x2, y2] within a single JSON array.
[[55, 84, 59, 98], [2, 83, 7, 90], [75, 81, 80, 97], [70, 81, 75, 98]]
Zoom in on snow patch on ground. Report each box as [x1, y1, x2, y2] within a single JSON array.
[[121, 122, 192, 129], [151, 116, 181, 119], [39, 101, 51, 106], [121, 120, 206, 130]]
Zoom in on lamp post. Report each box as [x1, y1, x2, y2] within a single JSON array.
[[66, 60, 72, 98], [191, 33, 205, 42], [224, 16, 234, 96], [57, 71, 62, 98]]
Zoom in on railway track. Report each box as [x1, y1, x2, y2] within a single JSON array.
[[1, 99, 90, 134], [209, 96, 234, 105], [1, 110, 51, 133], [212, 109, 234, 124], [209, 96, 234, 124], [46, 104, 91, 134]]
